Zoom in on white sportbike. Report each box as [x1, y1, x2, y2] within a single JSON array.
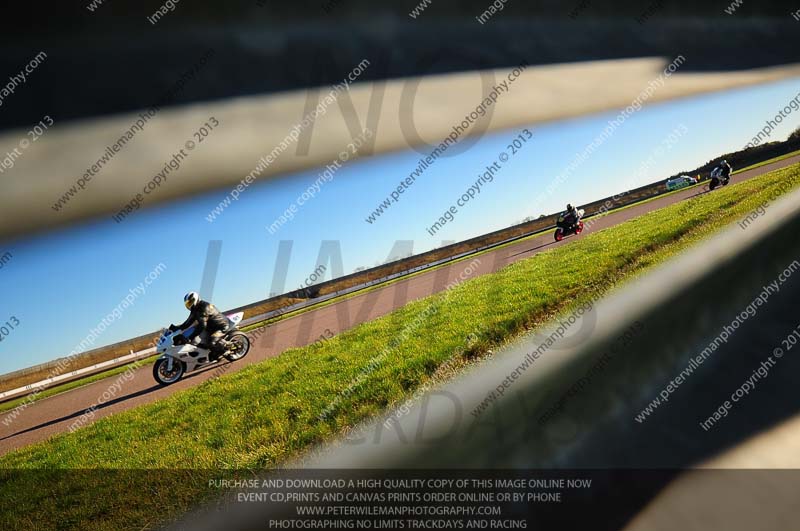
[[152, 312, 251, 385]]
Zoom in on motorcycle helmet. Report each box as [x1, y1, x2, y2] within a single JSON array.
[[566, 204, 573, 211], [184, 291, 200, 309]]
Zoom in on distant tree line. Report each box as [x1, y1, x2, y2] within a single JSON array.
[[675, 127, 800, 180]]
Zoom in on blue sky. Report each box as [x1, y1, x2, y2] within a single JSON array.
[[0, 77, 798, 375]]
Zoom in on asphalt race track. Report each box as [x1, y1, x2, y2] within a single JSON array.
[[1, 154, 798, 456]]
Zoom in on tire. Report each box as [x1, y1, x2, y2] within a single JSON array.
[[153, 357, 185, 385], [554, 228, 564, 242], [709, 179, 718, 191], [575, 221, 584, 234], [225, 332, 251, 361]]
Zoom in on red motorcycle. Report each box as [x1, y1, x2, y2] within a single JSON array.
[[554, 208, 585, 242]]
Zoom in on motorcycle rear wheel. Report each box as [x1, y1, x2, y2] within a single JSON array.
[[225, 332, 251, 361]]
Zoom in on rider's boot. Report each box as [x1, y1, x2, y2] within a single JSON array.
[[209, 340, 229, 362]]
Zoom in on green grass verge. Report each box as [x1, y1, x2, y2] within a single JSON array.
[[2, 163, 798, 531]]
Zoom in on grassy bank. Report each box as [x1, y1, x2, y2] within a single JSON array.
[[2, 162, 799, 530]]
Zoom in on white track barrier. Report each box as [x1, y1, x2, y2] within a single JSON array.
[[0, 347, 156, 402]]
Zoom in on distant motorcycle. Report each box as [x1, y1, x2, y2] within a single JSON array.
[[554, 208, 585, 242], [153, 312, 250, 385], [708, 167, 730, 191]]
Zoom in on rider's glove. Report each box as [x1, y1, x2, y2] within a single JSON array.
[[172, 334, 187, 346]]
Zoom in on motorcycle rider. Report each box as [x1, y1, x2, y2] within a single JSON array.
[[711, 160, 733, 183], [169, 292, 231, 361], [558, 204, 580, 229], [719, 159, 732, 181]]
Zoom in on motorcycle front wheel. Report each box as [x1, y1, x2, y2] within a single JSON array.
[[153, 358, 185, 385]]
